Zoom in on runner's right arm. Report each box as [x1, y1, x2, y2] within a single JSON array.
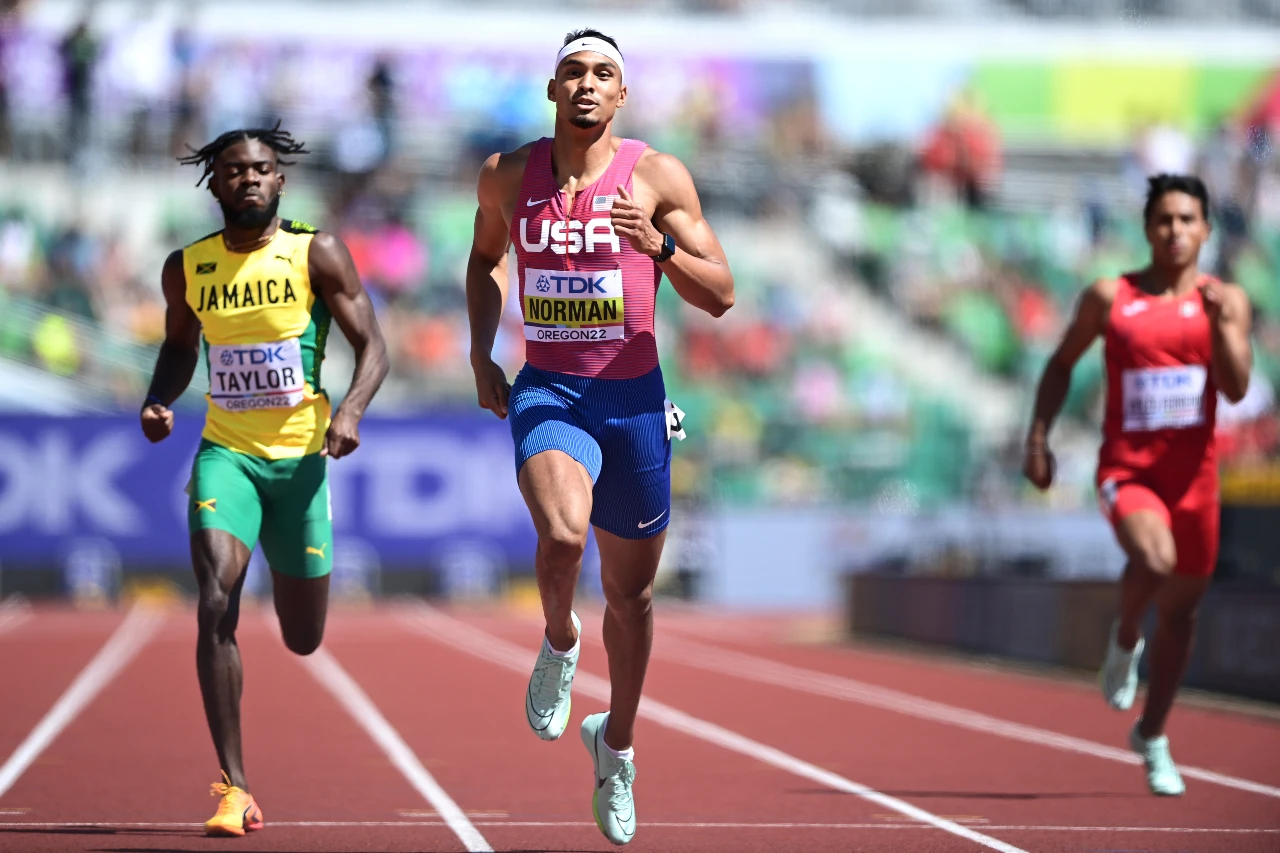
[[1023, 279, 1115, 489], [466, 152, 516, 419], [141, 250, 201, 443]]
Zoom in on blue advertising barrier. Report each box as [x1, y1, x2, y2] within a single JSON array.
[[0, 414, 537, 581]]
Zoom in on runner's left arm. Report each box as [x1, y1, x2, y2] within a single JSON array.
[[613, 153, 734, 317], [1201, 281, 1252, 404], [309, 232, 390, 459]]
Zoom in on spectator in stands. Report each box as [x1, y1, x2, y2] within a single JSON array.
[[169, 28, 204, 158], [919, 90, 1002, 210], [1200, 123, 1248, 229], [368, 54, 397, 154], [59, 12, 97, 164], [0, 207, 38, 289], [108, 3, 175, 160], [0, 14, 11, 158], [44, 223, 95, 319], [1137, 120, 1196, 177]]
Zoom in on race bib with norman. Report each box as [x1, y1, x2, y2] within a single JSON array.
[[1121, 365, 1207, 431], [208, 338, 306, 412], [523, 268, 624, 343]]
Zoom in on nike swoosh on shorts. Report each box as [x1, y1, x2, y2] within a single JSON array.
[[638, 511, 667, 529]]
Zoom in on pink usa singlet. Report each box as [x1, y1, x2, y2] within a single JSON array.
[[511, 137, 662, 379]]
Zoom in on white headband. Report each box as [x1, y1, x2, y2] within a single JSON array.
[[555, 37, 625, 81]]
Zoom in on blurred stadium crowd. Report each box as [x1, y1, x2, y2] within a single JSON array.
[[1, 1, 1277, 513]]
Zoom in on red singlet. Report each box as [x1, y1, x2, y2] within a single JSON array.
[[1096, 273, 1220, 576]]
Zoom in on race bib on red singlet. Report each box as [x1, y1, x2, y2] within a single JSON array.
[[522, 268, 624, 343], [1121, 365, 1207, 431]]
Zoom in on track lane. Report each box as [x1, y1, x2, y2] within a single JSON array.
[[450, 605, 1280, 853], [0, 607, 130, 798], [326, 607, 1018, 853], [0, 603, 466, 853], [647, 608, 1280, 790]]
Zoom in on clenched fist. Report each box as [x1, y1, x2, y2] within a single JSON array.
[[140, 403, 174, 443]]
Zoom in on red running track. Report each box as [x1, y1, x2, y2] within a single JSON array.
[[0, 598, 1277, 853]]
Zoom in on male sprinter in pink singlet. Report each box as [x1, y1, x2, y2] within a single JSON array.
[[466, 29, 734, 844], [1024, 174, 1253, 796]]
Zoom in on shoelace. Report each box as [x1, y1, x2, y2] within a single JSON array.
[[209, 770, 247, 818], [602, 761, 637, 811], [1144, 741, 1176, 775], [530, 652, 570, 709]]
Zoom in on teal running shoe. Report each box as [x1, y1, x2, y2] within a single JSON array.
[[1100, 622, 1144, 711], [1130, 721, 1186, 796], [581, 712, 636, 846], [525, 611, 580, 741]]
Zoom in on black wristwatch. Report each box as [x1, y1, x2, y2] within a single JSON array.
[[652, 232, 676, 263]]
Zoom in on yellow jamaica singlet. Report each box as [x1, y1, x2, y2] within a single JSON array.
[[183, 220, 332, 459]]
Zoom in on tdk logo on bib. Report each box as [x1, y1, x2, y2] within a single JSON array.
[[536, 274, 612, 295], [1131, 372, 1195, 391], [219, 346, 287, 367], [519, 217, 620, 255]]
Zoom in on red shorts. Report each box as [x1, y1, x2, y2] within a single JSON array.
[[1096, 464, 1220, 577]]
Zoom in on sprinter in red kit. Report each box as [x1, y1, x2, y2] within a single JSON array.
[[1022, 174, 1253, 796]]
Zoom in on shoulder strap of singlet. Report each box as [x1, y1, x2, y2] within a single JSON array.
[[516, 138, 554, 203], [185, 228, 223, 250], [1114, 273, 1141, 301], [604, 138, 649, 189]]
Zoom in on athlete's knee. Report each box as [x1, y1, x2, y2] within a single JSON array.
[[1129, 540, 1176, 578], [539, 517, 589, 569], [603, 578, 653, 622], [196, 585, 237, 640]]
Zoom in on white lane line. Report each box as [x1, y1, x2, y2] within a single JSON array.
[[643, 631, 1280, 800], [299, 647, 493, 853], [404, 607, 1029, 853], [2, 820, 1275, 833], [0, 604, 165, 800], [0, 597, 32, 636]]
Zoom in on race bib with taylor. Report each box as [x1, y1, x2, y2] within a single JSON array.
[[523, 268, 624, 343], [1121, 365, 1207, 432], [208, 338, 306, 412]]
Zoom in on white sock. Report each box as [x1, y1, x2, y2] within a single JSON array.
[[544, 634, 578, 658], [604, 740, 634, 762]]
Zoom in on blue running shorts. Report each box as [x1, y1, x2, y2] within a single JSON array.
[[509, 363, 671, 539]]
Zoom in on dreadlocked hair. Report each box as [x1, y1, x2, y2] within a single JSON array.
[[178, 120, 309, 186]]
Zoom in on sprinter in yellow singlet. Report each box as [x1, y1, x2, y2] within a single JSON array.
[[139, 124, 388, 837]]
